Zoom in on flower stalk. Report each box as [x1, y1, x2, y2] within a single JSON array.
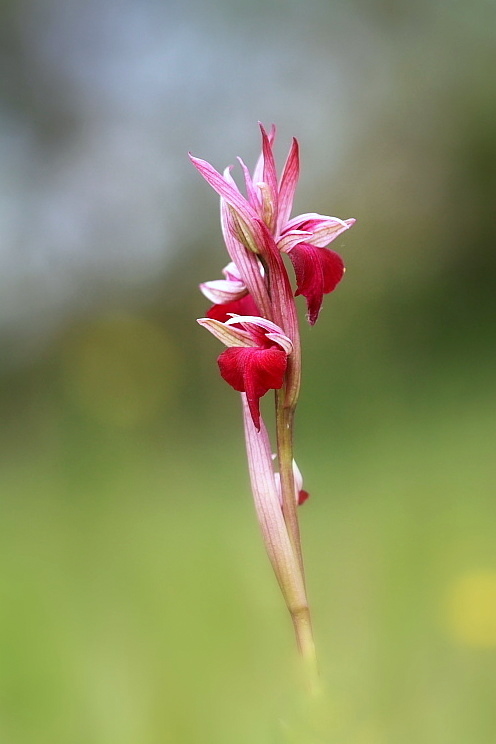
[[275, 393, 302, 570], [190, 124, 354, 686]]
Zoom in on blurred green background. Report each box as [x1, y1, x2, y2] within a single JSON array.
[[1, 0, 495, 742]]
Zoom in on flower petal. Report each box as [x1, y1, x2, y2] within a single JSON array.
[[278, 229, 313, 254], [298, 490, 310, 506], [257, 123, 279, 232], [277, 137, 299, 234], [223, 261, 243, 282], [224, 315, 293, 353], [252, 123, 276, 185], [219, 189, 272, 320], [288, 243, 345, 325], [189, 154, 259, 227], [237, 157, 261, 213], [190, 154, 272, 267], [218, 346, 287, 430], [197, 318, 255, 348], [292, 459, 304, 493], [241, 395, 307, 610], [264, 333, 293, 354], [284, 213, 355, 247], [200, 278, 247, 305], [228, 206, 262, 255], [274, 458, 309, 506]]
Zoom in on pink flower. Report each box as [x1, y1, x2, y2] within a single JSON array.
[[279, 213, 354, 324], [197, 315, 293, 430], [190, 124, 354, 326]]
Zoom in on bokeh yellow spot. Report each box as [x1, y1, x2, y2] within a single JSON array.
[[62, 314, 178, 427], [445, 570, 496, 648]]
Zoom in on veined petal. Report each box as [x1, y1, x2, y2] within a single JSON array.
[[228, 206, 262, 255], [199, 312, 293, 354], [305, 217, 355, 247], [220, 192, 272, 320], [241, 395, 307, 611], [255, 182, 277, 234], [252, 123, 276, 186], [277, 137, 300, 234], [219, 346, 287, 430], [284, 211, 346, 230], [288, 242, 345, 325], [254, 217, 301, 353], [223, 259, 264, 283], [224, 315, 293, 353], [237, 157, 261, 213], [200, 278, 247, 304], [264, 333, 293, 353], [189, 154, 259, 229], [258, 123, 279, 232], [220, 165, 278, 261], [277, 229, 313, 254], [197, 318, 256, 348], [223, 166, 262, 252], [284, 213, 355, 247], [223, 261, 243, 282]]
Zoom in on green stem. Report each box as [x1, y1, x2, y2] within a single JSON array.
[[275, 389, 319, 688], [292, 606, 320, 696], [275, 392, 303, 572]]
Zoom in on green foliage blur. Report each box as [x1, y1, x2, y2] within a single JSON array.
[[1, 0, 495, 742]]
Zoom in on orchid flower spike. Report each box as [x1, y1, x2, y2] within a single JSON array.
[[190, 124, 355, 685]]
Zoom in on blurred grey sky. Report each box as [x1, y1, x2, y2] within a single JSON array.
[[1, 0, 495, 366]]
